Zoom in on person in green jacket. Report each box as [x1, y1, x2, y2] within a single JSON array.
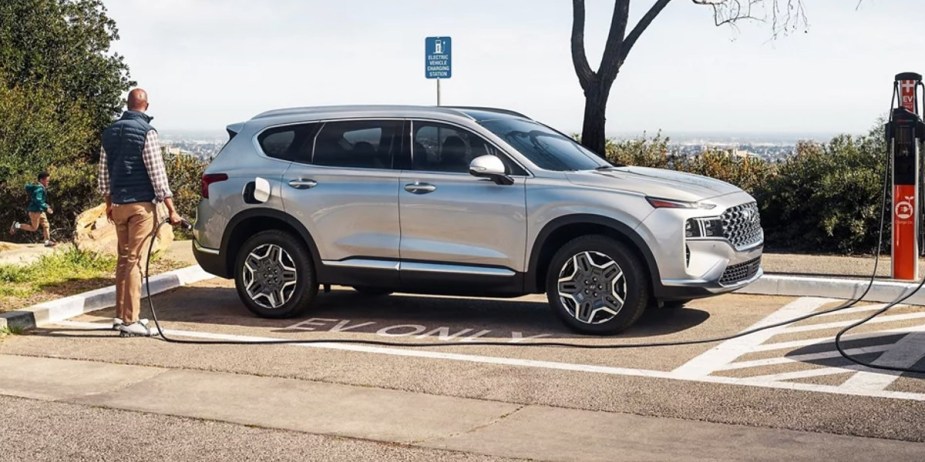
[[9, 171, 56, 247]]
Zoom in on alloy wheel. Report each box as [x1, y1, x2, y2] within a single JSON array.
[[242, 243, 298, 309], [556, 251, 626, 325]]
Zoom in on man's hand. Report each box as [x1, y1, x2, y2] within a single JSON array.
[[46, 206, 53, 215], [105, 205, 113, 223], [168, 211, 183, 226]]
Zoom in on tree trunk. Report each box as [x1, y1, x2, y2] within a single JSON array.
[[580, 83, 610, 159]]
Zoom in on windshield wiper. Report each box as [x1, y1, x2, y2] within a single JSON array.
[[595, 164, 623, 170]]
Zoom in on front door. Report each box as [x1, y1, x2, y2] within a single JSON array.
[[398, 120, 527, 292]]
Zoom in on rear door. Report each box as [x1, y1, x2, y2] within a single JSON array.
[[279, 119, 404, 285]]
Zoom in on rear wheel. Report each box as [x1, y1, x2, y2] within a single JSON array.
[[234, 230, 317, 318], [546, 235, 649, 335]]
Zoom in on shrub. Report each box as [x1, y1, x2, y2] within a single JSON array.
[[163, 150, 207, 238], [753, 129, 887, 254], [605, 131, 674, 168]]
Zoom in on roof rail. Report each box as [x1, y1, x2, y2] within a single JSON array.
[[446, 106, 531, 119]]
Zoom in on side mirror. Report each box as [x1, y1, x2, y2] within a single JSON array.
[[469, 155, 514, 186]]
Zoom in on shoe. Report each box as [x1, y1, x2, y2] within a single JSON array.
[[112, 318, 124, 330], [44, 240, 56, 247], [119, 321, 153, 337], [9, 222, 17, 235]]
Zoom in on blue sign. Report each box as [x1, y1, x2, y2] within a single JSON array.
[[425, 36, 451, 79]]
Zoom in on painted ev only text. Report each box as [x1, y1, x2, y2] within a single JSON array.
[[285, 318, 552, 343]]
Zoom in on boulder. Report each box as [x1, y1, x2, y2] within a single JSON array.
[[74, 203, 174, 255]]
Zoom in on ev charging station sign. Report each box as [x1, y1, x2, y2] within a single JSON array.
[[425, 37, 451, 79]]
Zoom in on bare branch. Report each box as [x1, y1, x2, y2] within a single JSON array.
[[620, 0, 673, 64], [691, 0, 808, 38], [570, 0, 595, 90]]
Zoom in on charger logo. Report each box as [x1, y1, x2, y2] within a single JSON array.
[[895, 197, 915, 220]]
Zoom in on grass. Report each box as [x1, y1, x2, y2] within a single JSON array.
[[0, 245, 186, 312]]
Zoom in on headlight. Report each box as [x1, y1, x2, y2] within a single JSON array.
[[685, 217, 723, 239], [646, 196, 716, 210]]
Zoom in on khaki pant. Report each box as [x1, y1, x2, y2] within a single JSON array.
[[112, 202, 155, 323], [19, 211, 50, 240]]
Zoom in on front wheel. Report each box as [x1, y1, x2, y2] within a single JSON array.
[[545, 235, 649, 335], [234, 230, 317, 318]]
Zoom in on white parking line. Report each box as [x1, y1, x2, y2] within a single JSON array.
[[748, 365, 863, 382], [753, 325, 925, 352], [671, 297, 831, 379], [782, 312, 925, 334], [840, 332, 925, 392], [814, 303, 904, 318], [715, 345, 893, 371], [54, 318, 925, 402]]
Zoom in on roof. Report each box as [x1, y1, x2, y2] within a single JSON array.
[[250, 105, 530, 123]]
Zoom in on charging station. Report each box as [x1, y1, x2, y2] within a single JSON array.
[[888, 72, 925, 280]]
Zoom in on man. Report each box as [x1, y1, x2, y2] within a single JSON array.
[[10, 171, 56, 247], [99, 88, 182, 337]]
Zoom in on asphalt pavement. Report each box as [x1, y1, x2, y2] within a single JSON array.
[[1, 245, 925, 460]]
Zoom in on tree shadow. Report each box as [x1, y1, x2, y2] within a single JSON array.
[[38, 277, 114, 297], [786, 333, 925, 380]]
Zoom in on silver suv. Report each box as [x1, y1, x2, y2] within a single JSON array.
[[193, 106, 763, 334]]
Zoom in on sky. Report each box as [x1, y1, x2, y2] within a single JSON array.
[[102, 0, 924, 139]]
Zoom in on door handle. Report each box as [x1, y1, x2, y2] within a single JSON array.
[[288, 179, 317, 190], [404, 182, 437, 194]]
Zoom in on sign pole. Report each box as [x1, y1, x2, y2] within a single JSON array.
[[425, 36, 451, 106]]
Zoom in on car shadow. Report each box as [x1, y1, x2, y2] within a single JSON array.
[[111, 286, 712, 340], [785, 333, 925, 379]]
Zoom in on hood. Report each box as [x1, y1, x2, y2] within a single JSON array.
[[567, 166, 743, 201]]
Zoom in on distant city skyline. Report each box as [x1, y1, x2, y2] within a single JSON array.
[[104, 0, 916, 136]]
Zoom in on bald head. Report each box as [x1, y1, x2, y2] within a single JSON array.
[[127, 88, 149, 112]]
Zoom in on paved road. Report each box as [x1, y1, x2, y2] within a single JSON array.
[[2, 279, 924, 460]]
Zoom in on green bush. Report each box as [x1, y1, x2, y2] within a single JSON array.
[[753, 129, 887, 254], [605, 131, 674, 168], [163, 150, 207, 238]]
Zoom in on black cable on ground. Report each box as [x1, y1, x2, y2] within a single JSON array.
[[142, 222, 881, 349], [830, 85, 925, 375]]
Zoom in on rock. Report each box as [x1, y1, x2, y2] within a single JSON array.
[[74, 203, 174, 256]]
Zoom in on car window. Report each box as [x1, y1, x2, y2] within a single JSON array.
[[412, 121, 522, 174], [478, 118, 608, 171], [313, 120, 401, 169], [257, 123, 321, 163]]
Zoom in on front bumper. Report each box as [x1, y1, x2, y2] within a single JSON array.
[[657, 241, 764, 300]]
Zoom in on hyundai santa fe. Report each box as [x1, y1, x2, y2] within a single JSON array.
[[192, 105, 763, 334]]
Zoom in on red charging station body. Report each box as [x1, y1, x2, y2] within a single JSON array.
[[891, 72, 923, 280]]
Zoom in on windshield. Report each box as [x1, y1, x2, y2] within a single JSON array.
[[479, 118, 608, 171]]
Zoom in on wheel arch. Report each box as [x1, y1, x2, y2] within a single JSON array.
[[526, 214, 660, 294], [220, 208, 321, 278]]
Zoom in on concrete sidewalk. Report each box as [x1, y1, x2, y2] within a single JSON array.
[[1, 354, 921, 461]]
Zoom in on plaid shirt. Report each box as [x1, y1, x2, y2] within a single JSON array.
[[98, 130, 173, 202]]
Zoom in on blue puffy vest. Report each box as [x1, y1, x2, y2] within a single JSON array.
[[101, 111, 157, 204]]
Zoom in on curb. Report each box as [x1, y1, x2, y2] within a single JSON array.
[[0, 265, 214, 331], [739, 274, 925, 304]]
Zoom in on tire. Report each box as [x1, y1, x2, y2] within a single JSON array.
[[352, 286, 393, 297], [234, 230, 317, 318], [545, 235, 649, 335]]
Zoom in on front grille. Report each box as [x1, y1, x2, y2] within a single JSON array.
[[719, 257, 761, 286], [722, 202, 763, 250]]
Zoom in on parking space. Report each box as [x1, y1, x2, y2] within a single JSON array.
[[41, 278, 925, 398], [4, 277, 925, 442]]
